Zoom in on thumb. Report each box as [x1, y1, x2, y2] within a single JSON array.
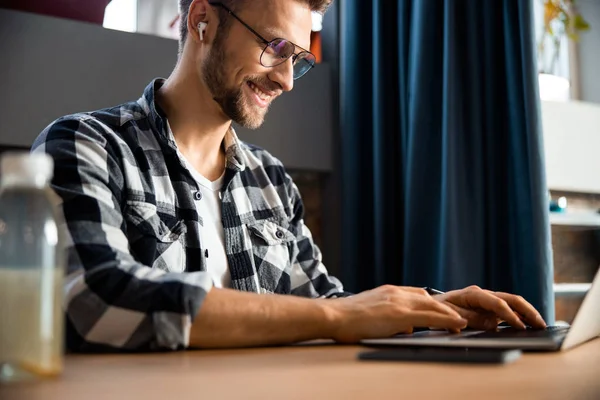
[[443, 302, 499, 330]]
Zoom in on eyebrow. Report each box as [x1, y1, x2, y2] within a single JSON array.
[[261, 26, 283, 40], [261, 27, 311, 52]]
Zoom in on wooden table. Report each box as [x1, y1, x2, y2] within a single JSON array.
[[3, 339, 600, 400]]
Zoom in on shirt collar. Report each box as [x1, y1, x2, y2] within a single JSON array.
[[138, 78, 246, 172]]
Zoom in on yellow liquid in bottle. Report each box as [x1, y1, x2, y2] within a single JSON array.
[[0, 267, 64, 382]]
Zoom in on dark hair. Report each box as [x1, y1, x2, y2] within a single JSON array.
[[178, 0, 332, 54]]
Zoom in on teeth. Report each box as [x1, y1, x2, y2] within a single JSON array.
[[248, 82, 271, 102]]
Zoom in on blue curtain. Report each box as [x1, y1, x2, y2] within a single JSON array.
[[339, 0, 554, 322]]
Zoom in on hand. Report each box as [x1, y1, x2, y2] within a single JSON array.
[[434, 286, 547, 331], [328, 285, 468, 343]]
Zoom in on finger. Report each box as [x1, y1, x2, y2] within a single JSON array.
[[472, 315, 500, 331], [467, 290, 526, 329], [400, 287, 435, 295], [414, 295, 464, 319], [493, 292, 546, 328], [406, 311, 468, 331], [444, 302, 499, 330]]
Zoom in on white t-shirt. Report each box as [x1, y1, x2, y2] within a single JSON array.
[[167, 125, 231, 288], [185, 165, 231, 289]]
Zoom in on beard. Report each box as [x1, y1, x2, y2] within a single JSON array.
[[202, 34, 274, 130]]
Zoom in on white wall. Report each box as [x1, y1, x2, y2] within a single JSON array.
[[136, 0, 179, 39], [578, 0, 600, 104], [543, 100, 600, 193]]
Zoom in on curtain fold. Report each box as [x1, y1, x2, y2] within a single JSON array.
[[339, 0, 554, 322]]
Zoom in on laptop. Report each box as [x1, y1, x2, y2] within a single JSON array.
[[362, 267, 600, 351]]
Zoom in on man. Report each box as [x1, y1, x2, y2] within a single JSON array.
[[32, 0, 546, 352]]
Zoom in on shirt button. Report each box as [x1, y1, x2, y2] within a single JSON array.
[[275, 230, 284, 239], [193, 191, 202, 201]]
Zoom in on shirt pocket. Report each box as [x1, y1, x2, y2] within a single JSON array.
[[124, 200, 187, 272], [246, 220, 295, 293]]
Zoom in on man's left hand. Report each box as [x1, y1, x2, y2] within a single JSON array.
[[434, 286, 547, 331]]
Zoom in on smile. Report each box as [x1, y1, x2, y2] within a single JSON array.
[[246, 81, 273, 108]]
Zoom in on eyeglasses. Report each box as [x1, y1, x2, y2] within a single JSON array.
[[208, 2, 316, 80]]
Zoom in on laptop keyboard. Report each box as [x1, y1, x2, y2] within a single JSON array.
[[465, 325, 570, 340]]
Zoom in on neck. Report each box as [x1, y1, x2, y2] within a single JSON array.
[[157, 57, 230, 180]]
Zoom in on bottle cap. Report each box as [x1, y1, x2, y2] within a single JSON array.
[[0, 152, 54, 187]]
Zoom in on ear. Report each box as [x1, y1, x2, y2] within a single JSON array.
[[187, 0, 218, 44]]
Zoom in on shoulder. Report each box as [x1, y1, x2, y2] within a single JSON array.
[[32, 101, 146, 151], [238, 141, 293, 188], [240, 141, 284, 168]]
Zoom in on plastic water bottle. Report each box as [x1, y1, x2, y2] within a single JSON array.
[[0, 152, 65, 382]]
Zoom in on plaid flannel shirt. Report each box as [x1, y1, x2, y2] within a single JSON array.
[[31, 79, 348, 352]]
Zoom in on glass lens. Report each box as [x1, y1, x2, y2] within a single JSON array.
[[261, 38, 295, 67], [293, 51, 316, 79]]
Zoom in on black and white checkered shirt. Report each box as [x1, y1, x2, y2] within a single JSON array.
[[31, 79, 348, 352]]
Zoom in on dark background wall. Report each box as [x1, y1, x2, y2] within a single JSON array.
[[0, 9, 334, 171]]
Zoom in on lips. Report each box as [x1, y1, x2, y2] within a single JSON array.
[[247, 81, 275, 102]]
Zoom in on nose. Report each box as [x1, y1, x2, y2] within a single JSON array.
[[268, 57, 294, 93]]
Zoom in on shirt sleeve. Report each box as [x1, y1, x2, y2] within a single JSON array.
[[31, 116, 213, 352], [284, 173, 353, 299]]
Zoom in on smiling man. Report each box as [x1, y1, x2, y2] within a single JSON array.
[[32, 0, 546, 352]]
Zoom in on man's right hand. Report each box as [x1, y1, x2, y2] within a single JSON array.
[[190, 285, 467, 348], [326, 285, 468, 343]]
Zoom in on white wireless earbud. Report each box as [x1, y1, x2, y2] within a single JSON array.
[[197, 22, 208, 41]]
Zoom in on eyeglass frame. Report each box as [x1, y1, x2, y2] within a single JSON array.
[[207, 1, 316, 80]]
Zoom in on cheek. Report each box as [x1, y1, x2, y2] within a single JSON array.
[[235, 50, 268, 74], [220, 46, 268, 87], [222, 56, 248, 86]]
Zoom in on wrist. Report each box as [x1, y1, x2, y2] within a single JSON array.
[[317, 298, 345, 341]]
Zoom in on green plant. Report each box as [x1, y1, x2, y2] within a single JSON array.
[[537, 0, 590, 74]]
